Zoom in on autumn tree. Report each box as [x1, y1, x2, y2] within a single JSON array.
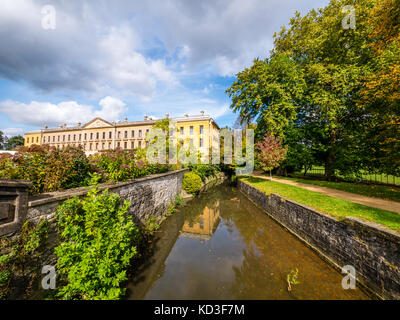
[[256, 134, 288, 180]]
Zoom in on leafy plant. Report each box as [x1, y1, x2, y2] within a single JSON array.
[[182, 172, 203, 195], [54, 186, 140, 300], [287, 268, 300, 292]]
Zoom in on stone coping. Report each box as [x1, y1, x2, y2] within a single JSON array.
[[0, 180, 33, 188], [240, 180, 400, 243], [28, 169, 189, 208]]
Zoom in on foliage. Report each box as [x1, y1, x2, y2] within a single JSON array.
[[0, 145, 91, 194], [182, 172, 203, 195], [226, 0, 400, 179], [89, 148, 168, 183], [55, 186, 140, 300], [188, 164, 220, 182], [287, 268, 300, 292], [3, 135, 25, 150], [0, 220, 49, 300], [256, 134, 287, 174]]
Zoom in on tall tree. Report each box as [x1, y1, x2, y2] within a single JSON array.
[[227, 0, 379, 180], [4, 135, 25, 150]]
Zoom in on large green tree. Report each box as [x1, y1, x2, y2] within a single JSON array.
[[4, 135, 25, 150], [227, 0, 382, 179]]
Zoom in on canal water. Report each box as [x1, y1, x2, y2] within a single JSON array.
[[126, 184, 369, 300]]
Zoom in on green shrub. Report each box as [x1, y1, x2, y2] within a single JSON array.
[[188, 164, 220, 181], [55, 186, 140, 300], [182, 172, 203, 195]]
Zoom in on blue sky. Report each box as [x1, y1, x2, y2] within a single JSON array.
[[0, 0, 329, 136]]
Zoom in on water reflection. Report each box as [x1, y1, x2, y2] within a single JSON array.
[[126, 184, 370, 300], [181, 200, 220, 240]]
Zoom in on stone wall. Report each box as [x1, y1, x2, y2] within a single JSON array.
[[238, 179, 400, 300], [1, 169, 187, 237]]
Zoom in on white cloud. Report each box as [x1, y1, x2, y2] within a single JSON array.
[[0, 96, 127, 127], [2, 128, 24, 137]]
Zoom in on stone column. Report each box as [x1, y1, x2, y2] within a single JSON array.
[[0, 180, 32, 237]]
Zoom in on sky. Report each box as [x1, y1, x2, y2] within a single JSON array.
[[0, 0, 329, 137]]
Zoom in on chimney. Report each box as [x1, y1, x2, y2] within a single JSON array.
[[124, 117, 128, 122], [166, 113, 169, 119], [44, 125, 48, 129], [200, 110, 205, 116], [64, 123, 67, 128], [78, 122, 81, 127], [184, 113, 189, 118], [144, 115, 148, 120]]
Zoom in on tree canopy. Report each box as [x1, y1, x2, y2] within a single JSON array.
[[227, 0, 399, 178]]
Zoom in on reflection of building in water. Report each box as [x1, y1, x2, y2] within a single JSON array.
[[181, 200, 220, 240]]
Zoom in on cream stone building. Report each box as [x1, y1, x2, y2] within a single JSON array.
[[24, 112, 220, 157]]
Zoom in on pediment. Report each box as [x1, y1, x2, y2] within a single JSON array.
[[83, 118, 113, 129]]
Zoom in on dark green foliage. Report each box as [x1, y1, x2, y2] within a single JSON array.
[[188, 164, 220, 182], [0, 220, 49, 300]]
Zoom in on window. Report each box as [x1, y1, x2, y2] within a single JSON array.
[[200, 125, 204, 134], [73, 135, 76, 141], [200, 138, 204, 147], [68, 135, 70, 142], [84, 133, 87, 141], [180, 127, 184, 135], [90, 143, 92, 150], [27, 138, 29, 144], [103, 132, 105, 139], [96, 143, 98, 150], [118, 131, 121, 139], [138, 141, 142, 147], [199, 218, 204, 229], [109, 142, 112, 149], [96, 132, 99, 140], [190, 138, 194, 145], [139, 130, 142, 137], [146, 129, 149, 133], [102, 143, 105, 149], [190, 126, 194, 135], [63, 135, 65, 142], [117, 142, 120, 148], [48, 136, 50, 143], [53, 136, 55, 142], [131, 130, 135, 138], [90, 133, 93, 140], [79, 134, 81, 141], [124, 131, 128, 139], [109, 132, 112, 139], [36, 137, 39, 143], [124, 142, 127, 149], [131, 141, 135, 149]]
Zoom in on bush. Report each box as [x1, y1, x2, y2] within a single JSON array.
[[0, 145, 91, 194], [55, 186, 140, 300], [89, 148, 168, 183], [188, 164, 220, 182], [182, 172, 203, 195]]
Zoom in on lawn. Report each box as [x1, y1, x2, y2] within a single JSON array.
[[276, 176, 400, 202], [241, 176, 400, 232]]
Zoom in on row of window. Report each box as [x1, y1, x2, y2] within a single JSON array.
[[54, 140, 147, 151], [180, 125, 204, 136], [26, 137, 40, 144], [40, 129, 150, 144]]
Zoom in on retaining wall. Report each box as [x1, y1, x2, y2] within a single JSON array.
[[238, 179, 400, 300]]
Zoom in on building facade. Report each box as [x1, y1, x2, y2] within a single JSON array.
[[24, 112, 220, 157]]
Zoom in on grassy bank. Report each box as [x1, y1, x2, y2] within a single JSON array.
[[276, 176, 400, 202], [241, 177, 400, 232]]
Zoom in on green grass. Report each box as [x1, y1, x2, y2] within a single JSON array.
[[277, 176, 400, 202], [241, 176, 400, 232]]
